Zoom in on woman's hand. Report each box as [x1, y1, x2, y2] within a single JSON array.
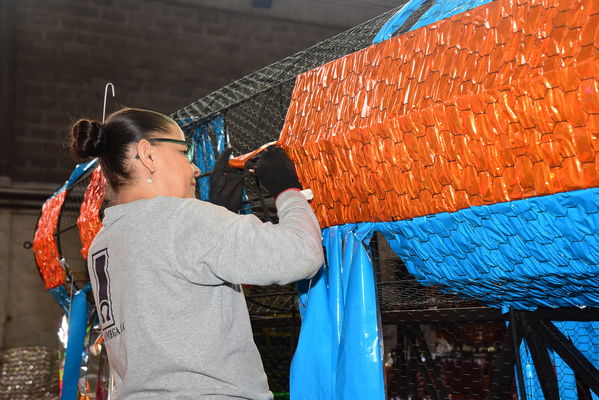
[[246, 145, 302, 199], [209, 148, 245, 213]]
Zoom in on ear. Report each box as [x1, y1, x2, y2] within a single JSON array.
[[135, 139, 157, 172]]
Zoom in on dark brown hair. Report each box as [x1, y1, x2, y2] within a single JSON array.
[[71, 107, 176, 190]]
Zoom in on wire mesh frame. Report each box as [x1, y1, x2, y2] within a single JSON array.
[[171, 1, 451, 224], [374, 230, 510, 400], [55, 167, 97, 292], [244, 232, 510, 399], [383, 320, 513, 400], [171, 4, 411, 130], [371, 232, 489, 312]]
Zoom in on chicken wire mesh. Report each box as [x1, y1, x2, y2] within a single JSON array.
[[171, 5, 409, 130], [253, 323, 300, 399], [238, 232, 508, 398], [55, 167, 97, 289], [373, 232, 485, 312], [382, 321, 512, 400], [374, 232, 516, 400]]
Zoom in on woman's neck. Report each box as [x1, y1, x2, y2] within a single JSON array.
[[113, 185, 159, 205]]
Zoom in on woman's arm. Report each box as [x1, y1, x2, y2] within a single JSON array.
[[174, 191, 324, 286]]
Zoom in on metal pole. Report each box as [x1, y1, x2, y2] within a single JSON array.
[[510, 309, 527, 400]]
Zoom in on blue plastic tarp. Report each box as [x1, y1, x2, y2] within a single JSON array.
[[291, 224, 384, 400]]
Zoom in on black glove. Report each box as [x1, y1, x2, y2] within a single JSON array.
[[246, 145, 302, 198], [209, 148, 245, 213]]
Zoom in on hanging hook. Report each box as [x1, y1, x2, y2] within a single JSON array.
[[102, 83, 115, 123]]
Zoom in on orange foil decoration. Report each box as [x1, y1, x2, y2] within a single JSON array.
[[274, 0, 599, 228], [78, 166, 106, 260], [32, 191, 67, 290]]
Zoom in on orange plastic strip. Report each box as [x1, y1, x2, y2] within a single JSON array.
[[275, 0, 599, 228], [229, 141, 277, 169], [78, 166, 106, 260], [32, 191, 67, 290]]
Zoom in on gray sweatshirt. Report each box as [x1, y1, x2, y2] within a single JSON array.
[[87, 190, 323, 399]]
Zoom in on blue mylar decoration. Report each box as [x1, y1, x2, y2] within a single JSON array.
[[379, 188, 599, 311], [551, 321, 599, 400], [373, 0, 493, 44], [516, 321, 599, 400], [53, 159, 98, 198], [191, 116, 226, 201], [49, 286, 71, 314], [372, 0, 427, 44], [187, 116, 252, 213], [410, 0, 494, 30]]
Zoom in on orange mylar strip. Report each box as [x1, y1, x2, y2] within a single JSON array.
[[78, 166, 106, 260], [229, 142, 278, 169], [32, 191, 67, 290], [277, 0, 599, 228]]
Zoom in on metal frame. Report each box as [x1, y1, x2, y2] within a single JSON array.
[[488, 308, 599, 400], [382, 306, 599, 399]]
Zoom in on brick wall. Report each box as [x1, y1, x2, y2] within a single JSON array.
[[4, 0, 344, 185]]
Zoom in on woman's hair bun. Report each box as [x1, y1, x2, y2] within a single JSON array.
[[71, 119, 106, 159]]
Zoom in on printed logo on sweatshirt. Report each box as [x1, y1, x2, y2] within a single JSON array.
[[91, 248, 116, 331]]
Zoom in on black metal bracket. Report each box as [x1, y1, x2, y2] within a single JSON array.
[[530, 318, 599, 395], [404, 326, 443, 400], [521, 313, 560, 400], [511, 309, 599, 399], [489, 319, 517, 400]]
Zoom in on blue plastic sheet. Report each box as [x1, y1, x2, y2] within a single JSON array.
[[61, 284, 91, 400], [291, 224, 384, 400], [373, 0, 493, 44]]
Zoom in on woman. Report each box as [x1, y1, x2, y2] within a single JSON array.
[[71, 107, 323, 399]]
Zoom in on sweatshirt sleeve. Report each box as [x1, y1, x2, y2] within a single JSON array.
[[173, 190, 324, 286]]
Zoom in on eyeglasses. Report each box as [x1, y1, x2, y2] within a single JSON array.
[[147, 138, 195, 162]]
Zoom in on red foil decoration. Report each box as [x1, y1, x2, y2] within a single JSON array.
[[32, 191, 67, 290], [78, 166, 106, 260]]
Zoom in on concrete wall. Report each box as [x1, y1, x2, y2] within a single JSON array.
[[0, 207, 63, 350]]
